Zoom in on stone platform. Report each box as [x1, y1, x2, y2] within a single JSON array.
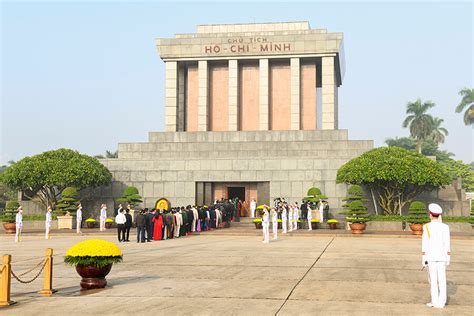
[[84, 130, 372, 215]]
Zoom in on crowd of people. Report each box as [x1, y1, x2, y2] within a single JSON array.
[[112, 201, 236, 243]]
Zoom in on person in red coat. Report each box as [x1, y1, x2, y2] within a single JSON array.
[[152, 212, 163, 240]]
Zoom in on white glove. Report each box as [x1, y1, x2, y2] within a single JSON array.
[[422, 256, 427, 267], [446, 255, 450, 266]]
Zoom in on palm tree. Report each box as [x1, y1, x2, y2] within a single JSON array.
[[455, 88, 474, 126], [429, 117, 449, 145], [105, 150, 118, 158], [402, 99, 435, 153]]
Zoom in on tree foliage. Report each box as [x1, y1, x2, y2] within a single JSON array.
[[303, 187, 327, 204], [385, 137, 453, 161], [407, 201, 429, 224], [2, 201, 20, 223], [402, 99, 436, 153], [336, 147, 451, 215], [340, 185, 370, 223], [455, 88, 474, 125], [116, 186, 143, 207], [0, 149, 112, 208]]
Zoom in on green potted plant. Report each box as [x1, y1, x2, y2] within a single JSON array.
[[340, 200, 370, 234], [116, 186, 143, 207], [105, 218, 114, 229], [252, 218, 262, 229], [64, 239, 123, 289], [327, 219, 338, 229], [407, 201, 429, 235], [2, 201, 19, 234], [310, 218, 319, 229], [56, 187, 80, 229], [85, 218, 96, 229]]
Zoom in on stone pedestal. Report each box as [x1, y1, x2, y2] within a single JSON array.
[[57, 215, 74, 229]]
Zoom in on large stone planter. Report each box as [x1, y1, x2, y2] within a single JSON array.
[[349, 223, 366, 234], [3, 223, 16, 234], [57, 215, 74, 229], [76, 264, 112, 289], [409, 223, 423, 236]]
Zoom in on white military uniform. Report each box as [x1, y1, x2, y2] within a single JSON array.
[[192, 207, 199, 232], [282, 208, 287, 234], [174, 211, 183, 237], [319, 202, 325, 223], [250, 200, 257, 218], [271, 209, 278, 240], [100, 206, 107, 231], [15, 210, 23, 243], [422, 204, 451, 309], [76, 206, 82, 233], [293, 207, 299, 230], [45, 210, 52, 239], [288, 207, 293, 232], [262, 210, 270, 244], [307, 205, 312, 231]]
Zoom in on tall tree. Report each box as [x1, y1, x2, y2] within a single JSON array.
[[429, 117, 449, 145], [455, 88, 474, 126], [402, 99, 435, 153]]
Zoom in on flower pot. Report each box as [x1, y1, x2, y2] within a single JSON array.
[[254, 222, 262, 229], [86, 222, 96, 229], [328, 223, 337, 230], [3, 223, 16, 234], [409, 223, 423, 236], [76, 264, 113, 289], [278, 222, 282, 229], [349, 223, 366, 234], [311, 222, 318, 229], [105, 222, 113, 229]]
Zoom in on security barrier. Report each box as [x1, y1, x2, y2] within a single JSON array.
[[0, 248, 56, 307]]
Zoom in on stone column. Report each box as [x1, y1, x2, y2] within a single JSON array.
[[321, 56, 338, 130], [198, 60, 208, 131], [228, 60, 238, 131], [259, 59, 269, 131], [177, 65, 185, 131], [165, 61, 178, 132], [290, 58, 300, 130]]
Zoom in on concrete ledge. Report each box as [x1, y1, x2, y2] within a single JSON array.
[[366, 221, 472, 233], [0, 220, 58, 231]]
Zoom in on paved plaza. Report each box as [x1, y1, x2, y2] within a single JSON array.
[[0, 233, 473, 315]]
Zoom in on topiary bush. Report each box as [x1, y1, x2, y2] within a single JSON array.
[[340, 199, 370, 223], [2, 201, 20, 223], [116, 186, 143, 207], [469, 203, 474, 224], [56, 187, 80, 216], [407, 201, 429, 224]]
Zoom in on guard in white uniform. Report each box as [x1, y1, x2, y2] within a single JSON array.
[[99, 204, 107, 231], [76, 204, 82, 234], [250, 199, 257, 218], [422, 203, 451, 309], [319, 201, 325, 223], [15, 207, 23, 243], [45, 206, 52, 239], [271, 208, 278, 240], [288, 206, 293, 232], [293, 205, 299, 231], [307, 205, 313, 231], [281, 207, 287, 234], [262, 209, 270, 244]]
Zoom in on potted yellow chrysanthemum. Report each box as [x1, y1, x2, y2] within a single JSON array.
[[64, 239, 123, 289]]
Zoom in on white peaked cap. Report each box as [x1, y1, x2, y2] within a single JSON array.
[[428, 203, 443, 215]]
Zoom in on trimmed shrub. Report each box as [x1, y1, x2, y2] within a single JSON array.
[[56, 187, 80, 216], [2, 201, 20, 223], [407, 201, 429, 224], [116, 186, 143, 207]]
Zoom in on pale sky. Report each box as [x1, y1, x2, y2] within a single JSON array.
[[1, 1, 473, 164]]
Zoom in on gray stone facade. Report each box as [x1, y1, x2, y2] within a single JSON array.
[[85, 130, 373, 214]]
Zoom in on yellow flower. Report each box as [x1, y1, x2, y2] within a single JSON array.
[[65, 239, 123, 257]]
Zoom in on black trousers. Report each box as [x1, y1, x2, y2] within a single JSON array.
[[117, 224, 125, 241], [124, 226, 131, 241]]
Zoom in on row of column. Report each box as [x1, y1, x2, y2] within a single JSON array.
[[164, 57, 338, 132]]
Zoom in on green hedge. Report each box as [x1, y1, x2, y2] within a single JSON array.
[[0, 214, 58, 221], [369, 215, 470, 223]]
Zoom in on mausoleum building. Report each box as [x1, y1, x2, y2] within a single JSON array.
[[96, 22, 373, 211]]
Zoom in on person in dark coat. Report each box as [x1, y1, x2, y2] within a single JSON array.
[[145, 209, 155, 242], [124, 208, 133, 242], [135, 210, 146, 243]]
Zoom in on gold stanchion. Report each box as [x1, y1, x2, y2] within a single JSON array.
[[0, 255, 16, 307], [38, 248, 57, 296]]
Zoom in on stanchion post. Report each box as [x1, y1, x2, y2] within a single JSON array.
[[38, 248, 57, 296], [0, 255, 16, 307]]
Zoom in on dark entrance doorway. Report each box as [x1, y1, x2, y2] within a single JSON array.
[[227, 187, 245, 201]]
